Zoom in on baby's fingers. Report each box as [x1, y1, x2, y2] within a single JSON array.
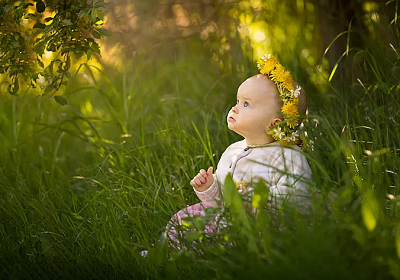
[[199, 169, 207, 178], [193, 177, 204, 186], [190, 179, 197, 188], [196, 173, 206, 183]]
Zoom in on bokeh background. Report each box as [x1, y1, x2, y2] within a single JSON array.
[[1, 0, 400, 279]]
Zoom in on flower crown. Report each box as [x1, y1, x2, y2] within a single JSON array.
[[257, 54, 306, 151]]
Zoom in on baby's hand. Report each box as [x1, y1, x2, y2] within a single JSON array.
[[190, 166, 214, 192]]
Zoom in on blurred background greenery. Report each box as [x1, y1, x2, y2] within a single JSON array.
[[1, 0, 400, 279]]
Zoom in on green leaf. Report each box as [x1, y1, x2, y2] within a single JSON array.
[[54, 95, 67, 106], [353, 176, 364, 192], [361, 191, 380, 232], [11, 41, 20, 48], [61, 19, 72, 26], [64, 55, 70, 71], [98, 28, 111, 37], [86, 49, 93, 61], [44, 85, 54, 94], [328, 64, 338, 82], [185, 231, 202, 242], [7, 78, 19, 95], [44, 25, 53, 33], [36, 0, 45, 13], [33, 22, 46, 29], [25, 13, 35, 19], [223, 175, 259, 254], [91, 30, 101, 39], [71, 213, 84, 220], [88, 12, 95, 22], [78, 8, 89, 19], [4, 4, 12, 13]]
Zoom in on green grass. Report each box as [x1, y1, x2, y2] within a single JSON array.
[[1, 24, 400, 279]]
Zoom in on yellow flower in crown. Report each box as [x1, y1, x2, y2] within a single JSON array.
[[270, 64, 286, 82], [299, 135, 307, 151], [257, 53, 307, 150], [281, 101, 298, 116], [271, 64, 294, 91], [282, 72, 294, 91], [282, 102, 300, 129], [258, 54, 279, 75], [287, 117, 299, 129]]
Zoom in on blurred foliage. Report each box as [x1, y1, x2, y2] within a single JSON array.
[[101, 0, 398, 82], [0, 0, 109, 102]]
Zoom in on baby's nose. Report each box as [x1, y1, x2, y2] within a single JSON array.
[[232, 106, 238, 113]]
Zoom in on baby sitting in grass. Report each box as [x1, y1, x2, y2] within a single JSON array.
[[167, 54, 312, 249]]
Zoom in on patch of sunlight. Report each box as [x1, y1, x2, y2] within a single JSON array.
[[38, 75, 45, 84], [173, 4, 190, 27], [273, 26, 286, 42], [305, 27, 313, 42], [305, 2, 314, 12], [363, 11, 380, 37], [250, 0, 262, 9], [239, 0, 251, 9], [81, 99, 93, 115], [370, 12, 380, 22], [200, 22, 217, 40], [239, 13, 253, 25], [253, 30, 266, 42], [95, 42, 126, 72], [71, 48, 103, 82], [363, 1, 379, 12], [44, 51, 53, 59], [296, 0, 304, 12], [301, 49, 310, 58]]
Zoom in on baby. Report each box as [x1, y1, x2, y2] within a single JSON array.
[[167, 54, 312, 248]]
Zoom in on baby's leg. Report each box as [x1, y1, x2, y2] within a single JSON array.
[[166, 202, 216, 250]]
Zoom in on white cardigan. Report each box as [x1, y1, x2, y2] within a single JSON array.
[[194, 140, 312, 209]]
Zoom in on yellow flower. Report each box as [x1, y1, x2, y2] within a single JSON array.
[[257, 59, 265, 70], [299, 135, 307, 151], [270, 64, 286, 82], [287, 117, 299, 129], [260, 55, 279, 74], [271, 64, 294, 92], [234, 181, 247, 194], [282, 73, 294, 91], [281, 101, 298, 116]]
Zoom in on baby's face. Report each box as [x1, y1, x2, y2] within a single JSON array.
[[227, 75, 281, 141]]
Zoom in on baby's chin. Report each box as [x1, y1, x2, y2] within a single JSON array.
[[227, 123, 242, 136]]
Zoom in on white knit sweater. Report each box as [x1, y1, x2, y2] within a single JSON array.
[[194, 140, 312, 208]]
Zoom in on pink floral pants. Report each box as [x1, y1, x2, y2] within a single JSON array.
[[166, 202, 219, 249]]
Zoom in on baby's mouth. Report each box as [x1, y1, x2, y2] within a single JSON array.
[[228, 116, 236, 122]]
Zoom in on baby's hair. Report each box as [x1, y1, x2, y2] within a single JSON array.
[[293, 80, 307, 117]]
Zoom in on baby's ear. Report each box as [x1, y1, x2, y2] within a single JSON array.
[[270, 118, 282, 127]]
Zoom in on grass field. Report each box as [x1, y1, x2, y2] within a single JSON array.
[[1, 20, 400, 279]]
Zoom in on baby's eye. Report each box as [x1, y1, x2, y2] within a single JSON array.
[[236, 99, 239, 104], [244, 101, 249, 107]]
